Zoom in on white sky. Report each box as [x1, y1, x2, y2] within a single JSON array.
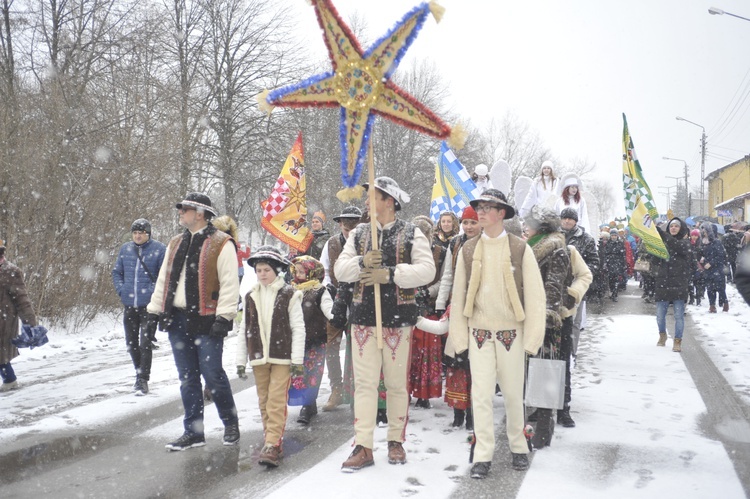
[[285, 0, 750, 215]]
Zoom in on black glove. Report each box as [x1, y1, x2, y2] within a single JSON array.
[[435, 309, 446, 318], [454, 350, 469, 367], [146, 314, 159, 337], [329, 311, 348, 330], [210, 316, 233, 337], [237, 365, 248, 380]]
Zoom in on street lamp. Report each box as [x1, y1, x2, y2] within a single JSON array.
[[708, 7, 750, 22], [675, 117, 706, 215]]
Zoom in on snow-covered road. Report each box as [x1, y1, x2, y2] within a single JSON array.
[[0, 281, 748, 498]]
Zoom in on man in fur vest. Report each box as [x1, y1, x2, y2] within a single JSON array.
[[319, 205, 362, 411], [334, 177, 435, 472], [448, 189, 546, 479], [147, 192, 240, 451]]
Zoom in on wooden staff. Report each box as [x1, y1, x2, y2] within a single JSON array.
[[367, 139, 384, 348]]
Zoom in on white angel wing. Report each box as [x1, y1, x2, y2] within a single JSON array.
[[489, 159, 512, 196], [513, 175, 533, 211]]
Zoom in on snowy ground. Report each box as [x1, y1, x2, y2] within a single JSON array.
[[1, 279, 749, 498]]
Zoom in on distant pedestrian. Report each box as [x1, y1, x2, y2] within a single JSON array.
[[700, 225, 729, 313], [603, 229, 626, 301], [147, 192, 240, 451], [112, 219, 166, 395], [307, 211, 329, 260], [0, 239, 41, 392]]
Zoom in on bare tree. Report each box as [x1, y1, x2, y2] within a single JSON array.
[[587, 179, 618, 227]]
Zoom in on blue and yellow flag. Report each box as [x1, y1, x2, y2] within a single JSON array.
[[622, 114, 669, 259], [430, 142, 481, 223]]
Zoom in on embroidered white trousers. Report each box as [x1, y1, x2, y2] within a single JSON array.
[[350, 324, 412, 448], [469, 326, 529, 462]]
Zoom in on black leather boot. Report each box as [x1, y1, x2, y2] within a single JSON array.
[[531, 409, 554, 449], [451, 408, 465, 427]]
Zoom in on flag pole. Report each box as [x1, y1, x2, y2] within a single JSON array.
[[367, 139, 384, 348]]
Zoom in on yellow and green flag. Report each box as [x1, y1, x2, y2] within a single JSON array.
[[622, 114, 669, 260]]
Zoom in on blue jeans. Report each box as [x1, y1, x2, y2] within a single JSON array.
[[655, 300, 685, 339], [168, 311, 237, 436], [0, 363, 16, 383]]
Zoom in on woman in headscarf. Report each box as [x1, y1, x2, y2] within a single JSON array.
[[289, 255, 334, 424]]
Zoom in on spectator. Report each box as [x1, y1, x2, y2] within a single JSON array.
[[0, 238, 41, 392], [111, 218, 166, 395]]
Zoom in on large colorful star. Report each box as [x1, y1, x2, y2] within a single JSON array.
[[261, 0, 454, 199]]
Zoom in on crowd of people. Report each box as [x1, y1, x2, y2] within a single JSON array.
[[5, 159, 750, 483]]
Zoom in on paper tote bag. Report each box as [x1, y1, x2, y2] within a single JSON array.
[[525, 357, 566, 410]]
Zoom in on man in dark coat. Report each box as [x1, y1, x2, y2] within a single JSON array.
[[560, 208, 599, 359], [603, 229, 626, 301], [652, 218, 692, 352], [0, 239, 39, 392], [112, 218, 166, 395]]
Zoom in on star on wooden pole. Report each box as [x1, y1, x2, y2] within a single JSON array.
[[259, 0, 462, 200]]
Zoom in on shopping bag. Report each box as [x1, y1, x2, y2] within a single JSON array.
[[525, 357, 566, 410]]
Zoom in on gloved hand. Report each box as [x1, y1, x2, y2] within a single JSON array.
[[435, 309, 446, 318], [290, 364, 304, 377], [237, 365, 248, 379], [361, 249, 382, 268], [360, 267, 392, 286], [146, 313, 159, 337], [210, 316, 233, 337], [545, 310, 562, 331], [330, 311, 347, 330], [454, 350, 469, 367]]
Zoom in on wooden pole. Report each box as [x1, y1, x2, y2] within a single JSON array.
[[367, 139, 384, 348]]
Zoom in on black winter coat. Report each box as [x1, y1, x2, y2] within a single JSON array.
[[564, 225, 599, 274], [652, 218, 692, 302], [701, 236, 727, 292], [734, 245, 750, 305], [603, 238, 626, 276]]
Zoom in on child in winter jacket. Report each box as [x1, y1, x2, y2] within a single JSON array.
[[237, 246, 305, 468], [289, 256, 334, 425]]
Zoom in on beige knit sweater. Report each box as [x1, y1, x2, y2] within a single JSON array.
[[448, 233, 546, 356]]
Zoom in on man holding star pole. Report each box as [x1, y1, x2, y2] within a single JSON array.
[[258, 0, 459, 471]]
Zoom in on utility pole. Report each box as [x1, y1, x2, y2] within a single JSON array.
[[676, 117, 706, 215], [700, 130, 707, 215]]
